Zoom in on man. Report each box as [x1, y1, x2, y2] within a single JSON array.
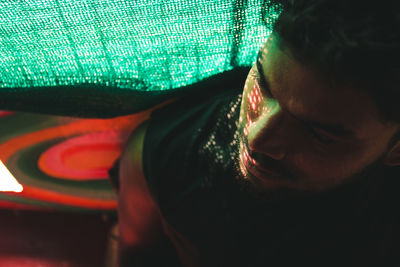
[[114, 0, 400, 266]]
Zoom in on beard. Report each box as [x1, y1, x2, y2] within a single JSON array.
[[231, 129, 389, 205]]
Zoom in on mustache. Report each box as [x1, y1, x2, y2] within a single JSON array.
[[242, 137, 296, 181]]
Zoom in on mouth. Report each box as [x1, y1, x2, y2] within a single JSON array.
[[239, 140, 290, 184]]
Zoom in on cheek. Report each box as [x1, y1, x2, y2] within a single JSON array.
[[291, 143, 370, 183], [247, 82, 265, 123], [239, 71, 268, 135]]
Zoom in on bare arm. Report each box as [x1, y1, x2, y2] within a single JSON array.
[[117, 120, 165, 266], [115, 95, 196, 266]]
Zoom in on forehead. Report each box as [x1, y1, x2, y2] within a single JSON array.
[[259, 37, 392, 141]]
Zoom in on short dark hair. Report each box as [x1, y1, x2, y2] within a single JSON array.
[[266, 0, 400, 123]]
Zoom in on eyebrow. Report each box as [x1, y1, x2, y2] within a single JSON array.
[[255, 50, 354, 138], [256, 52, 275, 100]]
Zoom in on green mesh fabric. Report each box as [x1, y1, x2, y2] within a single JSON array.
[[0, 0, 280, 117]]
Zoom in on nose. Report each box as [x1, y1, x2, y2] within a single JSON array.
[[247, 100, 291, 160]]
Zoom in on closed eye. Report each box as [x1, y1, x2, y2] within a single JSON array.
[[307, 126, 337, 144], [254, 62, 274, 98]]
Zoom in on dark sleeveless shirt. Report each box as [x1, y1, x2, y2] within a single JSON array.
[[140, 81, 400, 266]]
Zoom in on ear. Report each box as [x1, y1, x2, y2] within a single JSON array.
[[383, 141, 400, 166]]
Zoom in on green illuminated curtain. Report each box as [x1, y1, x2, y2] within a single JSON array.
[[0, 0, 280, 117]]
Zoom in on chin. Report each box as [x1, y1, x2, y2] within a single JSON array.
[[234, 152, 309, 203]]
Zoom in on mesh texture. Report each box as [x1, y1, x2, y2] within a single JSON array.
[[0, 0, 280, 116]]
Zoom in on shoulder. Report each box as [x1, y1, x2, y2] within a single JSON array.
[[124, 120, 149, 171], [117, 97, 182, 249], [145, 86, 242, 156]]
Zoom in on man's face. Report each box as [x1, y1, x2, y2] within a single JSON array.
[[237, 35, 399, 198]]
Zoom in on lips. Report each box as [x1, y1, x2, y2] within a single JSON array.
[[240, 140, 289, 182], [243, 147, 277, 180]]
